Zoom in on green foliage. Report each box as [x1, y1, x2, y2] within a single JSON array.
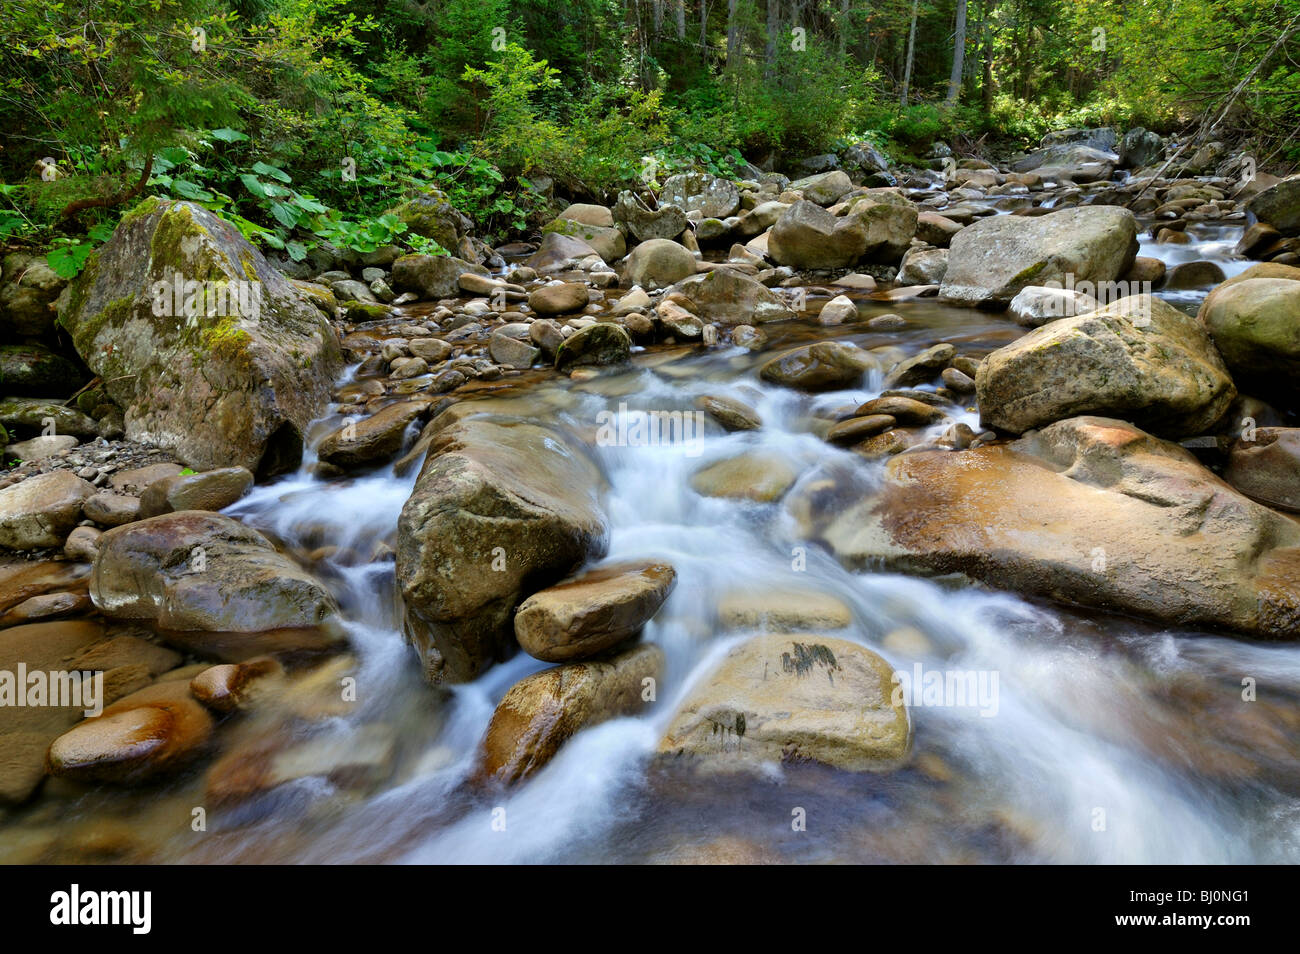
[[46, 224, 116, 279], [461, 43, 564, 176], [3, 0, 1298, 270]]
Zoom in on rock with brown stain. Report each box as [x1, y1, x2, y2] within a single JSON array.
[[190, 656, 285, 712], [813, 415, 1300, 638], [46, 681, 213, 784], [478, 643, 663, 785]]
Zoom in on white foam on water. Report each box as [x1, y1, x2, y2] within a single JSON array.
[[208, 304, 1300, 864]]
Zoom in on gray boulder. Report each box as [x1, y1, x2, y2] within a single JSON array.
[[59, 199, 341, 475]]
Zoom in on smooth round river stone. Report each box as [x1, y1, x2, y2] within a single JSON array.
[[690, 450, 800, 502], [47, 682, 213, 783], [515, 561, 677, 662]]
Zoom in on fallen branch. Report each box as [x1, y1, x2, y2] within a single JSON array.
[[1127, 12, 1300, 209], [57, 154, 153, 221]]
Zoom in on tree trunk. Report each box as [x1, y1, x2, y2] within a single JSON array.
[[901, 0, 919, 106], [676, 0, 687, 40], [701, 0, 710, 64], [726, 0, 739, 67], [980, 0, 995, 115], [946, 0, 967, 106], [838, 0, 850, 58], [765, 0, 781, 80]]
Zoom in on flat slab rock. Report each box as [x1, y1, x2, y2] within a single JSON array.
[[813, 416, 1300, 639]]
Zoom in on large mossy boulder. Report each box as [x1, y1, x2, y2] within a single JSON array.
[[384, 190, 473, 251], [976, 295, 1236, 437], [938, 206, 1138, 308], [541, 217, 625, 263], [60, 199, 342, 476], [396, 411, 609, 684]]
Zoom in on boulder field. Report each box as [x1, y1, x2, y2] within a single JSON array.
[[6, 129, 1300, 832]]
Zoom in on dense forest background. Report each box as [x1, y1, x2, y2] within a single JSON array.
[[3, 0, 1299, 272]]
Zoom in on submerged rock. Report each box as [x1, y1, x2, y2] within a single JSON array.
[[716, 588, 853, 632], [46, 681, 213, 784], [190, 657, 284, 713], [690, 450, 800, 503], [657, 633, 910, 771], [759, 341, 875, 391], [0, 620, 107, 804]]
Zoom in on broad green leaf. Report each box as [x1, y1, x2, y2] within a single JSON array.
[[171, 178, 214, 201], [46, 244, 94, 279], [252, 161, 292, 183], [270, 201, 301, 228], [291, 193, 327, 214], [239, 173, 269, 198]]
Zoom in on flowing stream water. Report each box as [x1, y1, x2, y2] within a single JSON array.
[[7, 220, 1299, 865]]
